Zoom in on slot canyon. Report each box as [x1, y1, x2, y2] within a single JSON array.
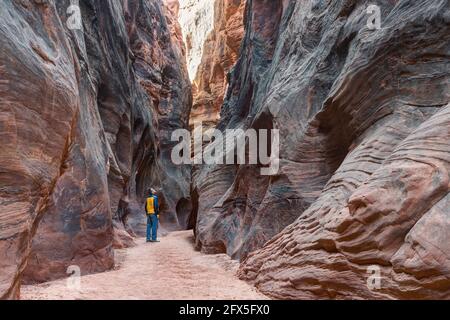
[[0, 0, 449, 300]]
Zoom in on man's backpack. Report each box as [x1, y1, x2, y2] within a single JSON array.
[[146, 196, 156, 215]]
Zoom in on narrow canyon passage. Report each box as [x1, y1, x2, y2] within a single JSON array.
[[1, 0, 449, 301], [21, 232, 267, 300]]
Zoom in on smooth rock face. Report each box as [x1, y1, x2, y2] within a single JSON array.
[[0, 0, 191, 298], [193, 0, 450, 299], [178, 0, 215, 81], [189, 0, 245, 131], [124, 0, 192, 233]]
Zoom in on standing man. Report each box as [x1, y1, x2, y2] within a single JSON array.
[[145, 188, 160, 242]]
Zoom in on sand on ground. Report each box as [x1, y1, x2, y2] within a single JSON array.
[[21, 231, 268, 300]]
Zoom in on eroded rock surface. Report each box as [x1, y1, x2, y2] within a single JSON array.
[[189, 0, 245, 131], [193, 0, 450, 299], [178, 0, 215, 81], [0, 0, 191, 298]]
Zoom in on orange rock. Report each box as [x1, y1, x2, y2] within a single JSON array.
[[0, 0, 191, 298], [181, 0, 245, 131], [193, 0, 450, 299]]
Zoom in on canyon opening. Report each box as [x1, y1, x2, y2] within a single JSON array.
[[0, 0, 449, 308]]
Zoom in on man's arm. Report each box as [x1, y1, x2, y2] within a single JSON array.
[[155, 196, 159, 216]]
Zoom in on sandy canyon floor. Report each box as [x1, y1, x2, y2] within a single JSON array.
[[21, 231, 267, 300]]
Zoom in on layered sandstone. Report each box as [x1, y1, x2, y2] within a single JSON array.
[[0, 0, 191, 298], [189, 0, 245, 130], [193, 0, 450, 299]]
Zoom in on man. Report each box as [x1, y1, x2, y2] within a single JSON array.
[[145, 188, 160, 242]]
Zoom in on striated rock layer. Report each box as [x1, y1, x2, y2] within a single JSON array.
[[0, 0, 191, 298], [193, 0, 450, 299], [189, 0, 245, 131]]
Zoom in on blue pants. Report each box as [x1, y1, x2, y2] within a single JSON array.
[[146, 214, 158, 241]]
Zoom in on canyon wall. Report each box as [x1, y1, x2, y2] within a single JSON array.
[[0, 0, 191, 298], [178, 0, 215, 81], [178, 0, 245, 131], [193, 0, 450, 299], [189, 0, 245, 130]]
